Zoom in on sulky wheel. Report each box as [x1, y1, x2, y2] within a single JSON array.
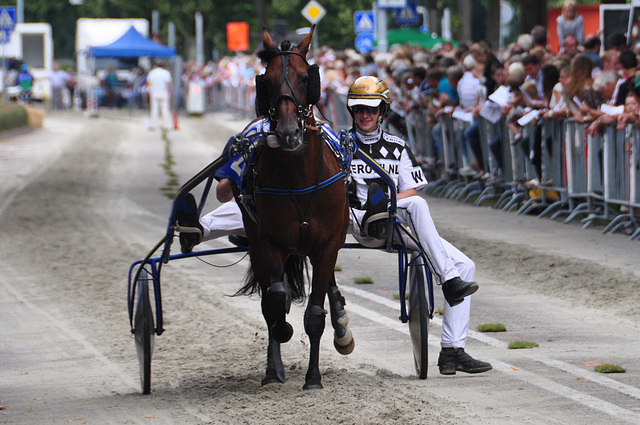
[[134, 268, 155, 394], [408, 251, 429, 379]]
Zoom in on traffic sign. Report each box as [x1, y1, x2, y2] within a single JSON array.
[[354, 11, 376, 35], [302, 1, 326, 25], [395, 1, 420, 26], [355, 33, 375, 53], [0, 6, 16, 45]]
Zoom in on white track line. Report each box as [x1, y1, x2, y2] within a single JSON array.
[[339, 284, 640, 422]]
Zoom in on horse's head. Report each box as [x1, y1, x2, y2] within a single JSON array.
[[256, 26, 320, 152]]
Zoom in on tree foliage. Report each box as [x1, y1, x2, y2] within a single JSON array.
[[23, 0, 554, 61]]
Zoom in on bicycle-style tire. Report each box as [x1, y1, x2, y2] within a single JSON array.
[[134, 269, 155, 394], [408, 252, 429, 379]]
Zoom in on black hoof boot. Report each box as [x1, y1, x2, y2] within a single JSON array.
[[265, 281, 293, 343], [272, 322, 294, 344], [328, 286, 354, 355]]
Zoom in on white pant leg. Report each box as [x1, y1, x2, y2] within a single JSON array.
[[396, 196, 460, 283], [396, 200, 474, 349], [158, 92, 171, 129], [149, 93, 159, 128], [439, 237, 474, 349], [199, 202, 246, 241]]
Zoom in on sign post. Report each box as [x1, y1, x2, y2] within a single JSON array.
[[302, 0, 326, 52], [375, 0, 406, 53], [0, 6, 16, 102]]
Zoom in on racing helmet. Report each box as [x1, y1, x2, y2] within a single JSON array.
[[347, 76, 391, 115]]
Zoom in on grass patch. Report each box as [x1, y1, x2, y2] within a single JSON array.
[[353, 277, 373, 284], [477, 323, 507, 332], [508, 341, 538, 349], [334, 265, 342, 272], [393, 293, 409, 300], [0, 104, 28, 133], [595, 364, 626, 373], [436, 308, 443, 316]]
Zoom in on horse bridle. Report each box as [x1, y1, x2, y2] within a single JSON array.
[[266, 51, 314, 132]]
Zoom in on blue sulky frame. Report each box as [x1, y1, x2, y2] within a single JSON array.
[[127, 139, 435, 394]]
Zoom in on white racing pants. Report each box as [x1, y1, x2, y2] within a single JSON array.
[[149, 90, 171, 130], [199, 195, 471, 349]]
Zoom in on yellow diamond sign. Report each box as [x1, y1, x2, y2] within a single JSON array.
[[302, 0, 326, 24]]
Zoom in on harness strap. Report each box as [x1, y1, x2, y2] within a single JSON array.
[[274, 142, 325, 256], [254, 171, 345, 195]]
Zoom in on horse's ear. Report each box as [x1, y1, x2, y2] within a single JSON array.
[[262, 27, 276, 51], [296, 25, 315, 59]]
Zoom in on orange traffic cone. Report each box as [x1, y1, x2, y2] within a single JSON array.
[[173, 111, 179, 130]]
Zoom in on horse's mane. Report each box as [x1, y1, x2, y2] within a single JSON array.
[[257, 40, 294, 65]]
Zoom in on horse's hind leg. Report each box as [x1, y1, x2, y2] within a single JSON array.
[[328, 280, 355, 355], [303, 302, 326, 390]]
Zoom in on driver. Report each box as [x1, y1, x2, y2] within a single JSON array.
[[342, 76, 491, 375]]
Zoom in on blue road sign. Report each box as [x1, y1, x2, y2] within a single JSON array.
[[0, 6, 16, 45], [355, 32, 375, 53], [354, 11, 376, 35], [395, 1, 419, 26]]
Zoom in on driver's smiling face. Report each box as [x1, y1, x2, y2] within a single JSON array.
[[353, 106, 381, 133]]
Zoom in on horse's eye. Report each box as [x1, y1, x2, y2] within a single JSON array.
[[299, 74, 310, 85]]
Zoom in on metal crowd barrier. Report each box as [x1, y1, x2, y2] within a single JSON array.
[[412, 111, 640, 240]]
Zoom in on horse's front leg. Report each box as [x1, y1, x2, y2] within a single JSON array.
[[257, 252, 293, 385], [261, 296, 286, 385], [303, 294, 326, 390]]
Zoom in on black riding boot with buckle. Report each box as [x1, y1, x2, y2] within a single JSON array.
[[438, 347, 492, 375]]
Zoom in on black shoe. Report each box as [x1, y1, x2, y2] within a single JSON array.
[[442, 277, 478, 307], [176, 193, 203, 254], [438, 347, 492, 375], [228, 234, 249, 247]]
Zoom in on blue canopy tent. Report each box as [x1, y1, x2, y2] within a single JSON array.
[[88, 26, 176, 58], [84, 26, 176, 110]]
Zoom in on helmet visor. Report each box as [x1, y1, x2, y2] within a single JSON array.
[[347, 98, 383, 108]]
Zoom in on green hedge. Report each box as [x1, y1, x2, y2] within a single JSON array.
[[0, 105, 29, 133]]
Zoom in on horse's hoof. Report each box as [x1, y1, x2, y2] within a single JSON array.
[[273, 322, 294, 343], [334, 336, 355, 355], [262, 368, 285, 386], [303, 382, 323, 390], [261, 376, 285, 386]]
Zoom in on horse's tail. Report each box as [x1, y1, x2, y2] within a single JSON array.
[[284, 255, 306, 303], [234, 255, 307, 303]]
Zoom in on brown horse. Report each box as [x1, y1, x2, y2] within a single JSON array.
[[234, 27, 352, 390]]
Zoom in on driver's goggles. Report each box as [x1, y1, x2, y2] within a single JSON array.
[[351, 105, 379, 115]]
